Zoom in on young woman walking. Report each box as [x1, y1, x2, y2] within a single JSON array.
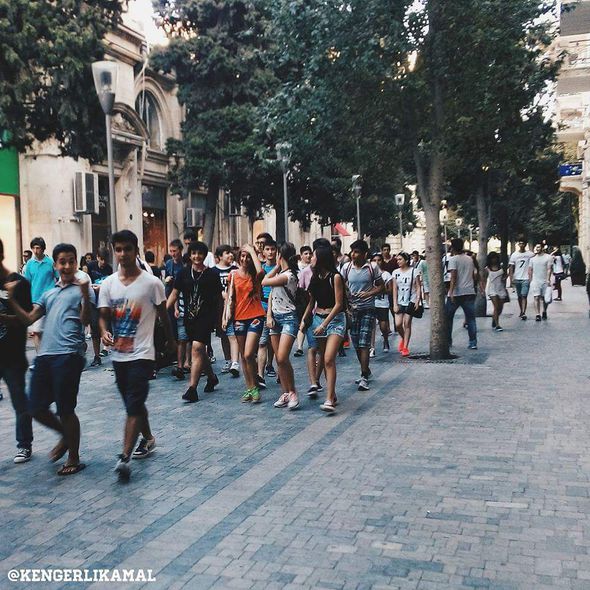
[[222, 244, 265, 403], [262, 242, 301, 410], [392, 252, 421, 357], [484, 252, 508, 332], [300, 246, 346, 413]]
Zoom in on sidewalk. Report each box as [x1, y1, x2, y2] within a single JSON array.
[[0, 282, 589, 589]]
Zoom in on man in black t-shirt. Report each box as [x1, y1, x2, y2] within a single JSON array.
[[87, 249, 113, 367], [167, 241, 222, 403], [0, 239, 34, 464]]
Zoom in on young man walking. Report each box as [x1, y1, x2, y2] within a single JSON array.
[[258, 239, 277, 387], [87, 248, 113, 366], [446, 238, 479, 350], [0, 239, 34, 464], [99, 230, 175, 480], [528, 243, 553, 322], [342, 240, 384, 391], [7, 243, 90, 475], [167, 241, 222, 402], [508, 239, 534, 320]]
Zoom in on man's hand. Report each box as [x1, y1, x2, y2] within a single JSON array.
[[101, 330, 115, 347]]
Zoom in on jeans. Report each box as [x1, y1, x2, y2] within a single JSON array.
[[446, 295, 477, 345], [0, 364, 33, 449]]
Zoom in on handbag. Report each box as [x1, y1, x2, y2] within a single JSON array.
[[406, 268, 424, 318]]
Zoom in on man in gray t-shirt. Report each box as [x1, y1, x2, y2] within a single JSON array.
[[446, 238, 478, 349]]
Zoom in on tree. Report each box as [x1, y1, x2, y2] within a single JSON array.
[[0, 0, 125, 160]]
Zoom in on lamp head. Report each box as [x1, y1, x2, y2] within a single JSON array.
[[352, 174, 362, 197], [276, 142, 292, 171], [92, 61, 118, 115]]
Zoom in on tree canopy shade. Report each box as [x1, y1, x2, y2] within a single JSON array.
[[0, 0, 125, 160]]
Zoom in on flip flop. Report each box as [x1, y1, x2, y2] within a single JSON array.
[[49, 441, 68, 463], [57, 463, 86, 476]]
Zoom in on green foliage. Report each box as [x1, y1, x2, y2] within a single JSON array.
[[0, 0, 125, 160]]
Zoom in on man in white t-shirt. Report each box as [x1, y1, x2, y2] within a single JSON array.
[[528, 243, 553, 322], [508, 239, 534, 320], [446, 238, 478, 349], [99, 230, 175, 481]]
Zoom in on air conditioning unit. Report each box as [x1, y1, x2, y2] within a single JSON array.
[[185, 207, 205, 228], [73, 172, 99, 214]]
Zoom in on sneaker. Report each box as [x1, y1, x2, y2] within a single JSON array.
[[320, 400, 336, 413], [521, 315, 527, 321], [274, 392, 289, 408], [287, 392, 300, 410], [383, 343, 390, 353], [494, 326, 504, 332], [294, 349, 304, 357], [209, 355, 216, 363], [99, 349, 109, 357], [182, 366, 191, 374], [241, 389, 253, 403], [229, 362, 240, 377], [491, 319, 496, 329], [257, 375, 267, 389], [132, 437, 156, 459], [204, 374, 219, 393], [401, 347, 410, 357], [90, 356, 102, 368], [358, 377, 370, 391], [307, 384, 320, 398], [14, 447, 32, 464], [316, 383, 324, 392], [369, 347, 376, 358], [555, 297, 562, 301], [251, 388, 262, 403], [172, 367, 185, 380], [468, 341, 478, 350], [535, 315, 542, 322], [182, 386, 198, 403], [221, 360, 231, 373], [150, 369, 157, 380], [265, 365, 277, 378], [115, 454, 131, 480], [542, 311, 547, 320], [355, 370, 371, 384], [398, 340, 404, 352], [518, 311, 524, 318]]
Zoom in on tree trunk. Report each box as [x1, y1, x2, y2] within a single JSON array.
[[498, 203, 509, 269], [475, 182, 490, 317], [203, 179, 219, 247], [275, 194, 286, 243]]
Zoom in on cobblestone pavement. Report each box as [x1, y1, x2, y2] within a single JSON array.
[[1, 283, 590, 589]]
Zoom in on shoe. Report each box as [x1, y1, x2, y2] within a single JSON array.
[[338, 349, 346, 357], [265, 365, 277, 378], [518, 311, 524, 318], [182, 386, 199, 403], [294, 349, 304, 357], [29, 363, 35, 371], [229, 362, 240, 377], [99, 349, 109, 357], [333, 395, 338, 406], [221, 360, 231, 373], [307, 384, 320, 398], [494, 326, 503, 332], [398, 340, 404, 352], [355, 370, 372, 384], [468, 341, 478, 350], [204, 374, 219, 393], [14, 447, 32, 464], [535, 315, 542, 322], [150, 369, 157, 380], [274, 392, 289, 408], [172, 367, 185, 380], [555, 297, 562, 301], [90, 356, 102, 368], [369, 347, 376, 358], [521, 315, 527, 321], [316, 383, 324, 392], [401, 347, 410, 357], [320, 400, 336, 413], [209, 355, 216, 363], [251, 388, 261, 403], [383, 343, 390, 353], [182, 366, 191, 374], [358, 377, 370, 391], [241, 389, 253, 403], [115, 454, 131, 480], [491, 320, 496, 329], [287, 392, 300, 410], [257, 375, 267, 389], [542, 312, 547, 320], [132, 437, 156, 459]]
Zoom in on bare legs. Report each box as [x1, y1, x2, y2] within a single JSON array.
[[318, 335, 342, 404]]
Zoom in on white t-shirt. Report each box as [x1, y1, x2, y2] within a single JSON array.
[[553, 255, 565, 274], [375, 271, 392, 309], [509, 251, 534, 281], [271, 270, 298, 315], [447, 254, 475, 296], [393, 268, 418, 306], [528, 253, 552, 285], [98, 271, 166, 362]]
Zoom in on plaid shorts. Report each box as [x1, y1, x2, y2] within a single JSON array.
[[350, 308, 376, 349]]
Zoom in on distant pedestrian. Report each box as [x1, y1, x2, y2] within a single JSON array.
[[552, 248, 566, 301], [508, 239, 533, 320], [484, 252, 508, 332], [392, 252, 421, 356], [370, 252, 392, 354], [529, 244, 553, 322]]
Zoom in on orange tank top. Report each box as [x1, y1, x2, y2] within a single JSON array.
[[231, 271, 265, 321]]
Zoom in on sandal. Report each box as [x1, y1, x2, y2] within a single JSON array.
[[57, 463, 86, 476], [49, 440, 68, 463]]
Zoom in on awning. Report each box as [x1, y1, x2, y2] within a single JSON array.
[[333, 223, 351, 237]]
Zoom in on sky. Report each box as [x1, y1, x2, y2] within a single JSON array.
[[124, 0, 168, 47]]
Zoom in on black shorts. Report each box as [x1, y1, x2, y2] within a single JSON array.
[[375, 308, 390, 322], [113, 360, 154, 416], [185, 320, 213, 345], [29, 353, 85, 416], [90, 305, 101, 338]]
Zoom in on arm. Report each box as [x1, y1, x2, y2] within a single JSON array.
[[391, 278, 400, 313], [79, 280, 91, 326], [167, 288, 179, 311], [262, 271, 288, 287], [266, 294, 274, 328], [413, 275, 422, 303], [99, 307, 114, 347], [222, 273, 235, 329], [448, 270, 457, 299], [299, 293, 315, 332], [243, 244, 264, 278], [4, 281, 44, 326]]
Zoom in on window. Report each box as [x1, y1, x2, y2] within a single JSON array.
[[136, 92, 163, 150]]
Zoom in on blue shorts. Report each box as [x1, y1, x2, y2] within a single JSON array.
[[259, 324, 270, 346], [29, 353, 85, 416], [269, 311, 298, 338], [350, 308, 376, 349], [514, 280, 530, 298], [307, 312, 346, 347], [233, 316, 265, 336], [225, 322, 235, 336], [177, 316, 188, 341], [113, 359, 154, 416]]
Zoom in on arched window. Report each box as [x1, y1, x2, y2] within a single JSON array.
[[135, 92, 163, 150]]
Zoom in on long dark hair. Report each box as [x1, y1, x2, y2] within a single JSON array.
[[279, 242, 299, 278], [313, 246, 338, 278]]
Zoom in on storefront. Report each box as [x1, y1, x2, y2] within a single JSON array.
[[0, 136, 21, 271]]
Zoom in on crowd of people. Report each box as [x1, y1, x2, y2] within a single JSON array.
[[0, 229, 569, 480]]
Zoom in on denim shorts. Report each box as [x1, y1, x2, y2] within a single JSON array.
[[233, 316, 265, 336], [259, 324, 270, 346], [269, 311, 298, 338], [177, 316, 188, 341], [225, 321, 235, 336], [350, 308, 377, 349], [113, 359, 154, 416], [513, 279, 530, 298], [307, 312, 347, 344]]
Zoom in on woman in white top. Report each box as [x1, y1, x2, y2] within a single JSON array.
[[551, 248, 566, 301], [262, 242, 300, 410], [391, 252, 421, 357], [370, 253, 392, 355], [484, 252, 508, 332]]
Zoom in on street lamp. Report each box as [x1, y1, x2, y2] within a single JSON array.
[[455, 217, 463, 240], [276, 142, 292, 242], [395, 193, 405, 250], [352, 175, 362, 238], [92, 60, 118, 235]]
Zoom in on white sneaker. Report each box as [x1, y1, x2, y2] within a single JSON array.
[[14, 447, 32, 464], [274, 393, 289, 408], [358, 377, 370, 391], [229, 362, 240, 377], [287, 392, 300, 410], [221, 360, 231, 373], [369, 348, 376, 358]]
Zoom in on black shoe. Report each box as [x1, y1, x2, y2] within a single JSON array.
[[204, 374, 219, 393], [535, 315, 542, 322], [90, 356, 102, 368], [182, 366, 191, 374], [115, 454, 131, 480], [294, 349, 304, 357], [172, 367, 185, 380], [491, 320, 496, 329], [521, 314, 527, 321], [182, 386, 199, 403], [150, 369, 157, 380], [542, 311, 547, 320], [99, 349, 109, 357], [265, 365, 277, 378], [257, 375, 267, 389]]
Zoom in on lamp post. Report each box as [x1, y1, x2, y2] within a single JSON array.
[[352, 175, 362, 238], [468, 224, 474, 249], [92, 61, 118, 236], [440, 200, 449, 253], [455, 217, 463, 240], [395, 193, 405, 250], [276, 142, 292, 242]]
